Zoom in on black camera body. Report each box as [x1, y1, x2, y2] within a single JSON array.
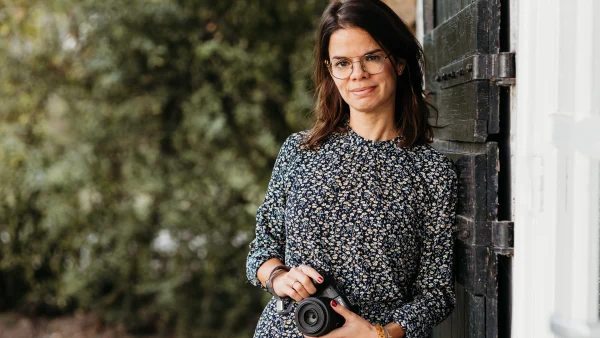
[[294, 274, 355, 337]]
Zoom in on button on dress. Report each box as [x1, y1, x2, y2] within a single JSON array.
[[246, 124, 458, 338]]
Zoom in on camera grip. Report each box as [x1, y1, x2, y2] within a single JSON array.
[[333, 295, 352, 310]]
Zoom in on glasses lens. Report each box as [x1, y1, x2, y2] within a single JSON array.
[[363, 55, 385, 75], [328, 55, 386, 79], [331, 60, 352, 79]]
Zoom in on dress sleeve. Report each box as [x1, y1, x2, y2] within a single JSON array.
[[389, 164, 458, 338], [246, 134, 298, 289]]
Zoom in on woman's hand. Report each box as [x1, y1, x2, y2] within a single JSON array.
[[271, 264, 324, 302], [305, 300, 378, 338]]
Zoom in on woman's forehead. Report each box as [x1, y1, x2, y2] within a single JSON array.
[[328, 27, 382, 57]]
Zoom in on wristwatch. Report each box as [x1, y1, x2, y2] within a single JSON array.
[[265, 265, 290, 299]]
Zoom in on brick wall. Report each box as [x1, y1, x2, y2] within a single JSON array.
[[381, 0, 416, 31]]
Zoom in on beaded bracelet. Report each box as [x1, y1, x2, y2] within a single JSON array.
[[375, 325, 386, 338]]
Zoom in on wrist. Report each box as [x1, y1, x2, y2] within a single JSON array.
[[383, 325, 392, 338], [265, 265, 290, 298], [270, 270, 287, 297], [383, 323, 404, 338]]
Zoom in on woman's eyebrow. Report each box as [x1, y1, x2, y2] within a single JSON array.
[[331, 49, 383, 60]]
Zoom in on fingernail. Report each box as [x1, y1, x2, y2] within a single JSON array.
[[331, 300, 337, 307], [317, 277, 324, 283]]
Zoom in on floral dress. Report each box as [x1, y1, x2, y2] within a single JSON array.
[[246, 124, 458, 338]]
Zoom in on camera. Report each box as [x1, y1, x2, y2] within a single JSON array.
[[294, 274, 356, 337]]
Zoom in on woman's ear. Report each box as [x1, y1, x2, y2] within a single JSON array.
[[396, 58, 407, 75]]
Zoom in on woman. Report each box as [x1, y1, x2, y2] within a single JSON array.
[[246, 1, 457, 337]]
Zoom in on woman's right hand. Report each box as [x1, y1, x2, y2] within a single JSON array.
[[271, 265, 324, 302]]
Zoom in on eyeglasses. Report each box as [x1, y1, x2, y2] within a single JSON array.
[[325, 53, 391, 80]]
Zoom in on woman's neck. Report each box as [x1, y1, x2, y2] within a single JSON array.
[[348, 111, 399, 142]]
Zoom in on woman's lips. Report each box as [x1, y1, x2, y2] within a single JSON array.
[[350, 86, 376, 96]]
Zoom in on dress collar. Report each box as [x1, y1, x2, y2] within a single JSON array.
[[342, 119, 404, 150]]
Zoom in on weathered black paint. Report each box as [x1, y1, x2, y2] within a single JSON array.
[[424, 0, 514, 337], [425, 0, 503, 143]]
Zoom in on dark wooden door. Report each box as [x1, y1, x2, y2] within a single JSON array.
[[422, 0, 515, 337]]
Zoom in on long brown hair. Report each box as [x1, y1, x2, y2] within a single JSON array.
[[303, 0, 436, 150]]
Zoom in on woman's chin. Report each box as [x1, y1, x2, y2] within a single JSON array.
[[348, 102, 380, 114]]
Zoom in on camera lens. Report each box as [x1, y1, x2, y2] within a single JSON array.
[[303, 309, 319, 325], [295, 297, 344, 337]]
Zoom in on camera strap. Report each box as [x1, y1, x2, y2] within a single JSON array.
[[276, 298, 295, 315]]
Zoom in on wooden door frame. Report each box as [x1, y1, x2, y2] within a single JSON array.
[[418, 0, 515, 337]]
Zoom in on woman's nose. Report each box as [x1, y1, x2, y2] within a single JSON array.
[[350, 60, 368, 80]]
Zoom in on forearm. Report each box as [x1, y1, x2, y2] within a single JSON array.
[[256, 257, 285, 288]]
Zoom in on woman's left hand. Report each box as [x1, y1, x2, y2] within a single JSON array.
[[304, 300, 378, 338]]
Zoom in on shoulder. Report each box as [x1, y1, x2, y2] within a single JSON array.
[[274, 130, 312, 170], [406, 143, 457, 185], [283, 130, 309, 146], [279, 130, 310, 155]]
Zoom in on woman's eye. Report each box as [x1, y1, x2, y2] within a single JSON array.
[[335, 61, 350, 68], [365, 55, 380, 62]]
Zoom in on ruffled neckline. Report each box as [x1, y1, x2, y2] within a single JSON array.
[[343, 120, 403, 149]]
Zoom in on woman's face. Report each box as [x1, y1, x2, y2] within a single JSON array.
[[327, 27, 403, 117]]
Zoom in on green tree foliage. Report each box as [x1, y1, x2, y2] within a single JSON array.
[[0, 1, 325, 336]]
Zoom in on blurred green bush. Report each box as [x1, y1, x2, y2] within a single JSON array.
[[0, 1, 324, 337]]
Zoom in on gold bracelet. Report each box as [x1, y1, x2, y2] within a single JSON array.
[[375, 325, 386, 338], [383, 326, 392, 338]]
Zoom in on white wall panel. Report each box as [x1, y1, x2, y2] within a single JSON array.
[[513, 0, 600, 337]]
